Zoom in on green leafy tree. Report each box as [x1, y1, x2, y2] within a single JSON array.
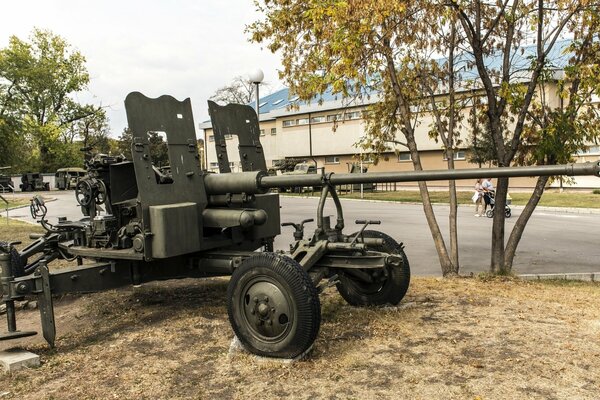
[[252, 0, 600, 275], [115, 127, 133, 159], [63, 108, 111, 154], [116, 128, 169, 166], [448, 0, 600, 273], [250, 0, 467, 276], [0, 28, 100, 172]]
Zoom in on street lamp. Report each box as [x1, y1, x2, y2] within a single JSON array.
[[248, 68, 264, 118]]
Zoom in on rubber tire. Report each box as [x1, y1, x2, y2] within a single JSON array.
[[227, 253, 321, 358], [505, 208, 512, 218], [0, 241, 25, 277], [486, 209, 494, 218], [336, 230, 410, 306]]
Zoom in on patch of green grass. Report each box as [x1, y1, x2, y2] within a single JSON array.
[[531, 278, 600, 288], [0, 216, 43, 248], [0, 196, 29, 209]]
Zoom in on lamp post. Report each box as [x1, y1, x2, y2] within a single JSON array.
[[248, 68, 264, 118]]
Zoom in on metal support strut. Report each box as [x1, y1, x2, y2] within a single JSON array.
[[0, 247, 37, 341]]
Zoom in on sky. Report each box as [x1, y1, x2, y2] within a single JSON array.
[[0, 0, 284, 139]]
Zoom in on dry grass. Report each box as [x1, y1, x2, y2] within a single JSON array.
[[0, 217, 44, 246], [0, 276, 598, 399]]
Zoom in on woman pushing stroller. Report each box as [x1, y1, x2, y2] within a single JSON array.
[[473, 178, 512, 218]]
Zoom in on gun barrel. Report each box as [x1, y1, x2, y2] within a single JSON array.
[[259, 162, 600, 189]]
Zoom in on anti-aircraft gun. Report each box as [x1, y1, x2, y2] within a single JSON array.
[[0, 92, 599, 359]]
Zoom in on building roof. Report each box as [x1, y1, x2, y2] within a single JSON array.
[[199, 40, 574, 130]]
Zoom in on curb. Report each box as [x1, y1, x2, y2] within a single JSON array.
[[518, 272, 599, 282]]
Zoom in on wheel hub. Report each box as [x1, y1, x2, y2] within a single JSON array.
[[242, 280, 292, 340]]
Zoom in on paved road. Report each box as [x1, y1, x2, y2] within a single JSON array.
[[8, 191, 600, 276]]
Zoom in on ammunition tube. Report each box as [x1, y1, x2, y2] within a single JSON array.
[[204, 171, 268, 195], [208, 193, 255, 206], [202, 208, 268, 229]]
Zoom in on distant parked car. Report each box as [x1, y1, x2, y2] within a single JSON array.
[[20, 173, 49, 192], [55, 167, 86, 190]]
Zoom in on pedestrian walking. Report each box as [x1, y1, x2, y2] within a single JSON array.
[[482, 177, 494, 212], [473, 178, 485, 217]]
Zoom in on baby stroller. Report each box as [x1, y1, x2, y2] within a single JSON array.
[[485, 190, 512, 218]]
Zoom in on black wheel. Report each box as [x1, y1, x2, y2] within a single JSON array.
[[486, 209, 494, 218], [227, 253, 321, 358], [336, 230, 410, 306], [75, 180, 94, 207], [505, 207, 512, 218], [0, 241, 25, 277]]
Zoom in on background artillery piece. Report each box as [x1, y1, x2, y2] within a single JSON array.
[[0, 92, 599, 359]]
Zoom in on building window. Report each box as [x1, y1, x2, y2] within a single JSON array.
[[209, 162, 219, 169], [208, 135, 215, 142], [271, 128, 277, 135], [311, 116, 326, 123], [297, 118, 310, 125], [345, 111, 362, 120], [325, 156, 340, 164], [260, 129, 265, 136], [444, 150, 466, 160], [577, 145, 600, 155], [327, 114, 342, 122], [283, 119, 296, 127], [398, 153, 412, 162]]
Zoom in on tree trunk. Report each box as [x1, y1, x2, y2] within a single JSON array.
[[490, 176, 509, 274], [416, 180, 456, 276], [504, 175, 549, 272], [406, 138, 455, 276], [448, 176, 459, 273]]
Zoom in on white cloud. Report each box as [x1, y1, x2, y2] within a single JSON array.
[[0, 0, 284, 138]]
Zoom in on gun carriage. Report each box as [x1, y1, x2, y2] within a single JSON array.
[[1, 92, 599, 359]]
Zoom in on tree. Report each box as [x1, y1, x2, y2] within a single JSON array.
[[252, 0, 600, 275], [0, 28, 100, 172], [210, 76, 259, 105], [116, 128, 169, 166], [63, 108, 111, 154], [448, 0, 600, 273], [250, 1, 464, 276], [115, 127, 133, 159]]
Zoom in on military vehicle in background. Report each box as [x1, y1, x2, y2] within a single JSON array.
[[280, 161, 318, 193], [0, 92, 598, 360], [0, 167, 14, 193], [55, 167, 86, 190], [343, 163, 374, 192], [19, 173, 49, 192]]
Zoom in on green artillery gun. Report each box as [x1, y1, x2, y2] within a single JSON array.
[[0, 92, 599, 359]]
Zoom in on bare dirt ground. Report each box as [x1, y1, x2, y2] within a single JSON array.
[[0, 275, 598, 400]]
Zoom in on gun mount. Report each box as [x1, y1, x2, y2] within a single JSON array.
[[0, 92, 599, 359]]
